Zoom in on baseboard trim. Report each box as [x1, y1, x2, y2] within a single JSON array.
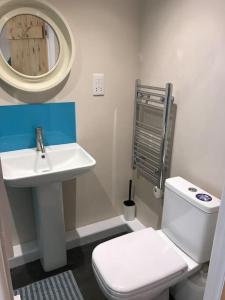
[[9, 215, 145, 269]]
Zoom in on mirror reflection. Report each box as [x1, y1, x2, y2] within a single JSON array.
[[0, 14, 60, 76]]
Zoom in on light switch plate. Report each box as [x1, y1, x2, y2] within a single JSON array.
[[93, 73, 104, 96]]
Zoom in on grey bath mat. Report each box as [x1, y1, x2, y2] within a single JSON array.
[[14, 270, 84, 300]]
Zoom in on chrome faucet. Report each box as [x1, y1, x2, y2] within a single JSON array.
[[35, 127, 45, 153]]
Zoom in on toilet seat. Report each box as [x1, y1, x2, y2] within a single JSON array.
[[92, 228, 188, 299]]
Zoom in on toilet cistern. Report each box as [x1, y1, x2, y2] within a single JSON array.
[[35, 127, 45, 153]]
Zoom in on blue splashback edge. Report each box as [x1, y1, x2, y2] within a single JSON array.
[[0, 102, 76, 152]]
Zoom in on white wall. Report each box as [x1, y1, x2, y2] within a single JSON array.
[[136, 0, 225, 227], [0, 0, 140, 245], [2, 0, 225, 244]]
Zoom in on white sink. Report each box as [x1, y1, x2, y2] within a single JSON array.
[[0, 142, 96, 272], [1, 143, 96, 187]]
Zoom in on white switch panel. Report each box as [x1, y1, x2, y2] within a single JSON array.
[[93, 73, 104, 96]]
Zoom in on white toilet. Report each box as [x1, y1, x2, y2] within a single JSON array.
[[92, 177, 220, 300]]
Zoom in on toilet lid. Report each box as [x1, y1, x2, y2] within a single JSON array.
[[92, 228, 188, 296]]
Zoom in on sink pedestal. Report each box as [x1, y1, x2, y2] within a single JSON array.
[[32, 182, 67, 272], [1, 143, 96, 272]]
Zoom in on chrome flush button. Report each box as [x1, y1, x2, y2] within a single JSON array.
[[196, 193, 212, 202], [188, 187, 198, 192]]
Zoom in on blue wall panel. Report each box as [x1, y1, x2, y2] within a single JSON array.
[[0, 102, 76, 152]]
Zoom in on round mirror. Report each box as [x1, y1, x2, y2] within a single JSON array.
[[0, 14, 60, 77], [0, 0, 75, 93]]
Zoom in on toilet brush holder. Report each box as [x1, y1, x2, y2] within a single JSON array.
[[123, 179, 136, 221], [123, 200, 136, 221]]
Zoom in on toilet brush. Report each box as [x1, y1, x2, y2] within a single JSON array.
[[123, 180, 136, 221]]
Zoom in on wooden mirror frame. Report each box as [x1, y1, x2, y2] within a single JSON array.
[[0, 0, 75, 92]]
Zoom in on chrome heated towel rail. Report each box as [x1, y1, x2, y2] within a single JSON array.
[[132, 80, 176, 197]]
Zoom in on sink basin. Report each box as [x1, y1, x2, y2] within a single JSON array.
[[1, 142, 96, 272], [0, 143, 96, 187]]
